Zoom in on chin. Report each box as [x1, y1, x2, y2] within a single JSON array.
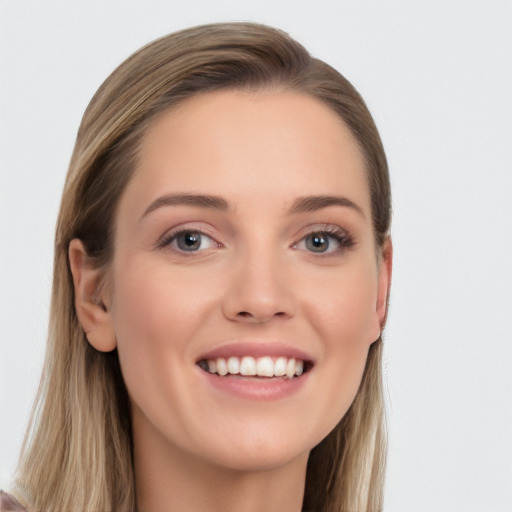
[[207, 445, 310, 473], [191, 424, 321, 473]]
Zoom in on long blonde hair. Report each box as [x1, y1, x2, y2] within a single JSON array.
[[14, 22, 391, 512]]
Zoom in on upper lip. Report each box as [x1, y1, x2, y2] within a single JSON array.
[[196, 341, 315, 364]]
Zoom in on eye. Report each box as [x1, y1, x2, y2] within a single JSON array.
[[305, 233, 333, 253], [160, 230, 217, 252], [294, 228, 354, 255]]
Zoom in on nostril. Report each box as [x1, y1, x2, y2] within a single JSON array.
[[235, 310, 287, 321]]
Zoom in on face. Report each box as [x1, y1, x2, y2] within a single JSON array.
[[105, 90, 389, 473]]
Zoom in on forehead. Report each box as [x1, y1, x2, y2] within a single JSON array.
[[123, 89, 370, 218]]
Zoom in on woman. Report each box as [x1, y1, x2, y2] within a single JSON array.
[[4, 22, 392, 512]]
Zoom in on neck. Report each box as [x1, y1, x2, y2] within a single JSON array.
[[133, 425, 308, 512]]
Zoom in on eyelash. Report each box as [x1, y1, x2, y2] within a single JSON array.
[[157, 225, 355, 255]]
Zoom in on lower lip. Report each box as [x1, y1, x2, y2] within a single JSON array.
[[198, 368, 310, 401]]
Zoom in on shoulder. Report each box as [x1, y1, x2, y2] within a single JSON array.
[[0, 491, 28, 512]]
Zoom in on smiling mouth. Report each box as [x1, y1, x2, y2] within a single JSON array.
[[196, 356, 313, 379]]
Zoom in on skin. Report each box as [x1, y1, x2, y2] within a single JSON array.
[[70, 89, 391, 512]]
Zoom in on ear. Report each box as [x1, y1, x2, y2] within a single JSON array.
[[376, 237, 393, 329], [68, 239, 117, 352]]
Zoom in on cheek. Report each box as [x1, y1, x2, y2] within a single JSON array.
[[111, 255, 212, 340], [302, 262, 379, 435], [108, 255, 223, 443], [108, 257, 208, 391], [311, 261, 379, 347]]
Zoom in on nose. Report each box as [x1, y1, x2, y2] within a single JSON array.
[[221, 248, 296, 324]]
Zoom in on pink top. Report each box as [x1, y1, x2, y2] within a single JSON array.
[[0, 491, 27, 512]]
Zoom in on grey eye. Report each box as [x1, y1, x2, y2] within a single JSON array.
[[176, 232, 202, 251], [305, 233, 330, 253], [171, 231, 214, 252], [294, 229, 351, 255]]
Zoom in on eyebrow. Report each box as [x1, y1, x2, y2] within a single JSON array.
[[141, 193, 229, 220], [289, 195, 365, 217], [140, 192, 364, 220]]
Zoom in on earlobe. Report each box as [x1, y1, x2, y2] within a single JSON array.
[[68, 239, 117, 352], [376, 237, 393, 329]]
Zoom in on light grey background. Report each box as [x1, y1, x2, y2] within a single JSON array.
[[1, 1, 511, 510]]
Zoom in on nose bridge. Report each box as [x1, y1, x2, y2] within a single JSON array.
[[222, 236, 294, 322]]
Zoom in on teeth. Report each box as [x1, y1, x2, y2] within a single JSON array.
[[207, 359, 217, 373], [216, 358, 228, 376], [240, 356, 256, 376], [286, 358, 296, 379], [274, 357, 287, 377], [227, 356, 240, 374], [200, 356, 307, 378], [256, 356, 274, 377]]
